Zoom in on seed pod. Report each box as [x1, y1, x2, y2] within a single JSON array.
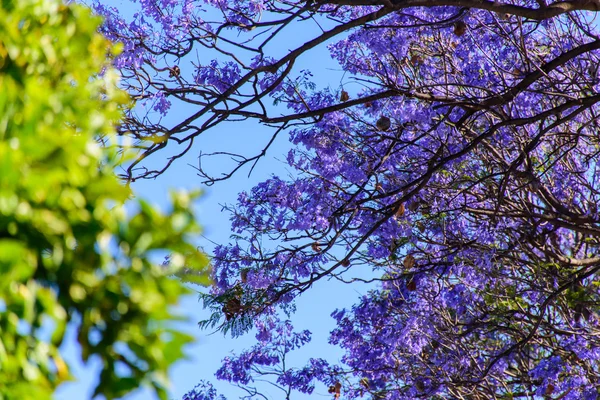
[[312, 242, 322, 252], [375, 182, 384, 193], [341, 259, 351, 267], [453, 21, 467, 36], [416, 221, 425, 233], [334, 382, 341, 398], [395, 203, 405, 218], [376, 115, 391, 131], [169, 65, 180, 77], [222, 297, 243, 321], [410, 54, 423, 65], [407, 280, 417, 291], [403, 254, 415, 269], [240, 269, 249, 283], [340, 90, 349, 102], [408, 201, 419, 212]]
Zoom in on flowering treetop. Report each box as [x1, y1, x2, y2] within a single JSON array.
[[93, 0, 600, 399]]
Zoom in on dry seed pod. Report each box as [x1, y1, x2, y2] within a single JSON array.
[[410, 54, 423, 65], [334, 382, 341, 398], [222, 297, 243, 321], [403, 254, 416, 269], [340, 90, 349, 102], [407, 280, 417, 291], [395, 203, 405, 218], [416, 221, 425, 233], [312, 242, 322, 252], [169, 65, 180, 77], [375, 182, 384, 193], [408, 201, 419, 212], [376, 115, 391, 131], [341, 259, 351, 267], [240, 269, 249, 283], [453, 21, 467, 36]]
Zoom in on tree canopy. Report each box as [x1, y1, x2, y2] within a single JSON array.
[[92, 0, 600, 399], [0, 1, 208, 399]]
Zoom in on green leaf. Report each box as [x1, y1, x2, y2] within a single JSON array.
[[0, 0, 210, 398]]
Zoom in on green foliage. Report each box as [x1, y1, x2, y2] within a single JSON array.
[[198, 289, 254, 338], [0, 0, 210, 399]]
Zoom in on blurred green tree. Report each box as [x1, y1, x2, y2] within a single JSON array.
[[0, 1, 209, 399]]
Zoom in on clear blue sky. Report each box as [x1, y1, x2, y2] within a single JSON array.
[[56, 2, 373, 399]]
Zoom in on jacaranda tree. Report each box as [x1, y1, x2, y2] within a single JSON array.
[[92, 0, 600, 398], [0, 1, 209, 399]]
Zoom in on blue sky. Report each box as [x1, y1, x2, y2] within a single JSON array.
[[56, 2, 373, 398]]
